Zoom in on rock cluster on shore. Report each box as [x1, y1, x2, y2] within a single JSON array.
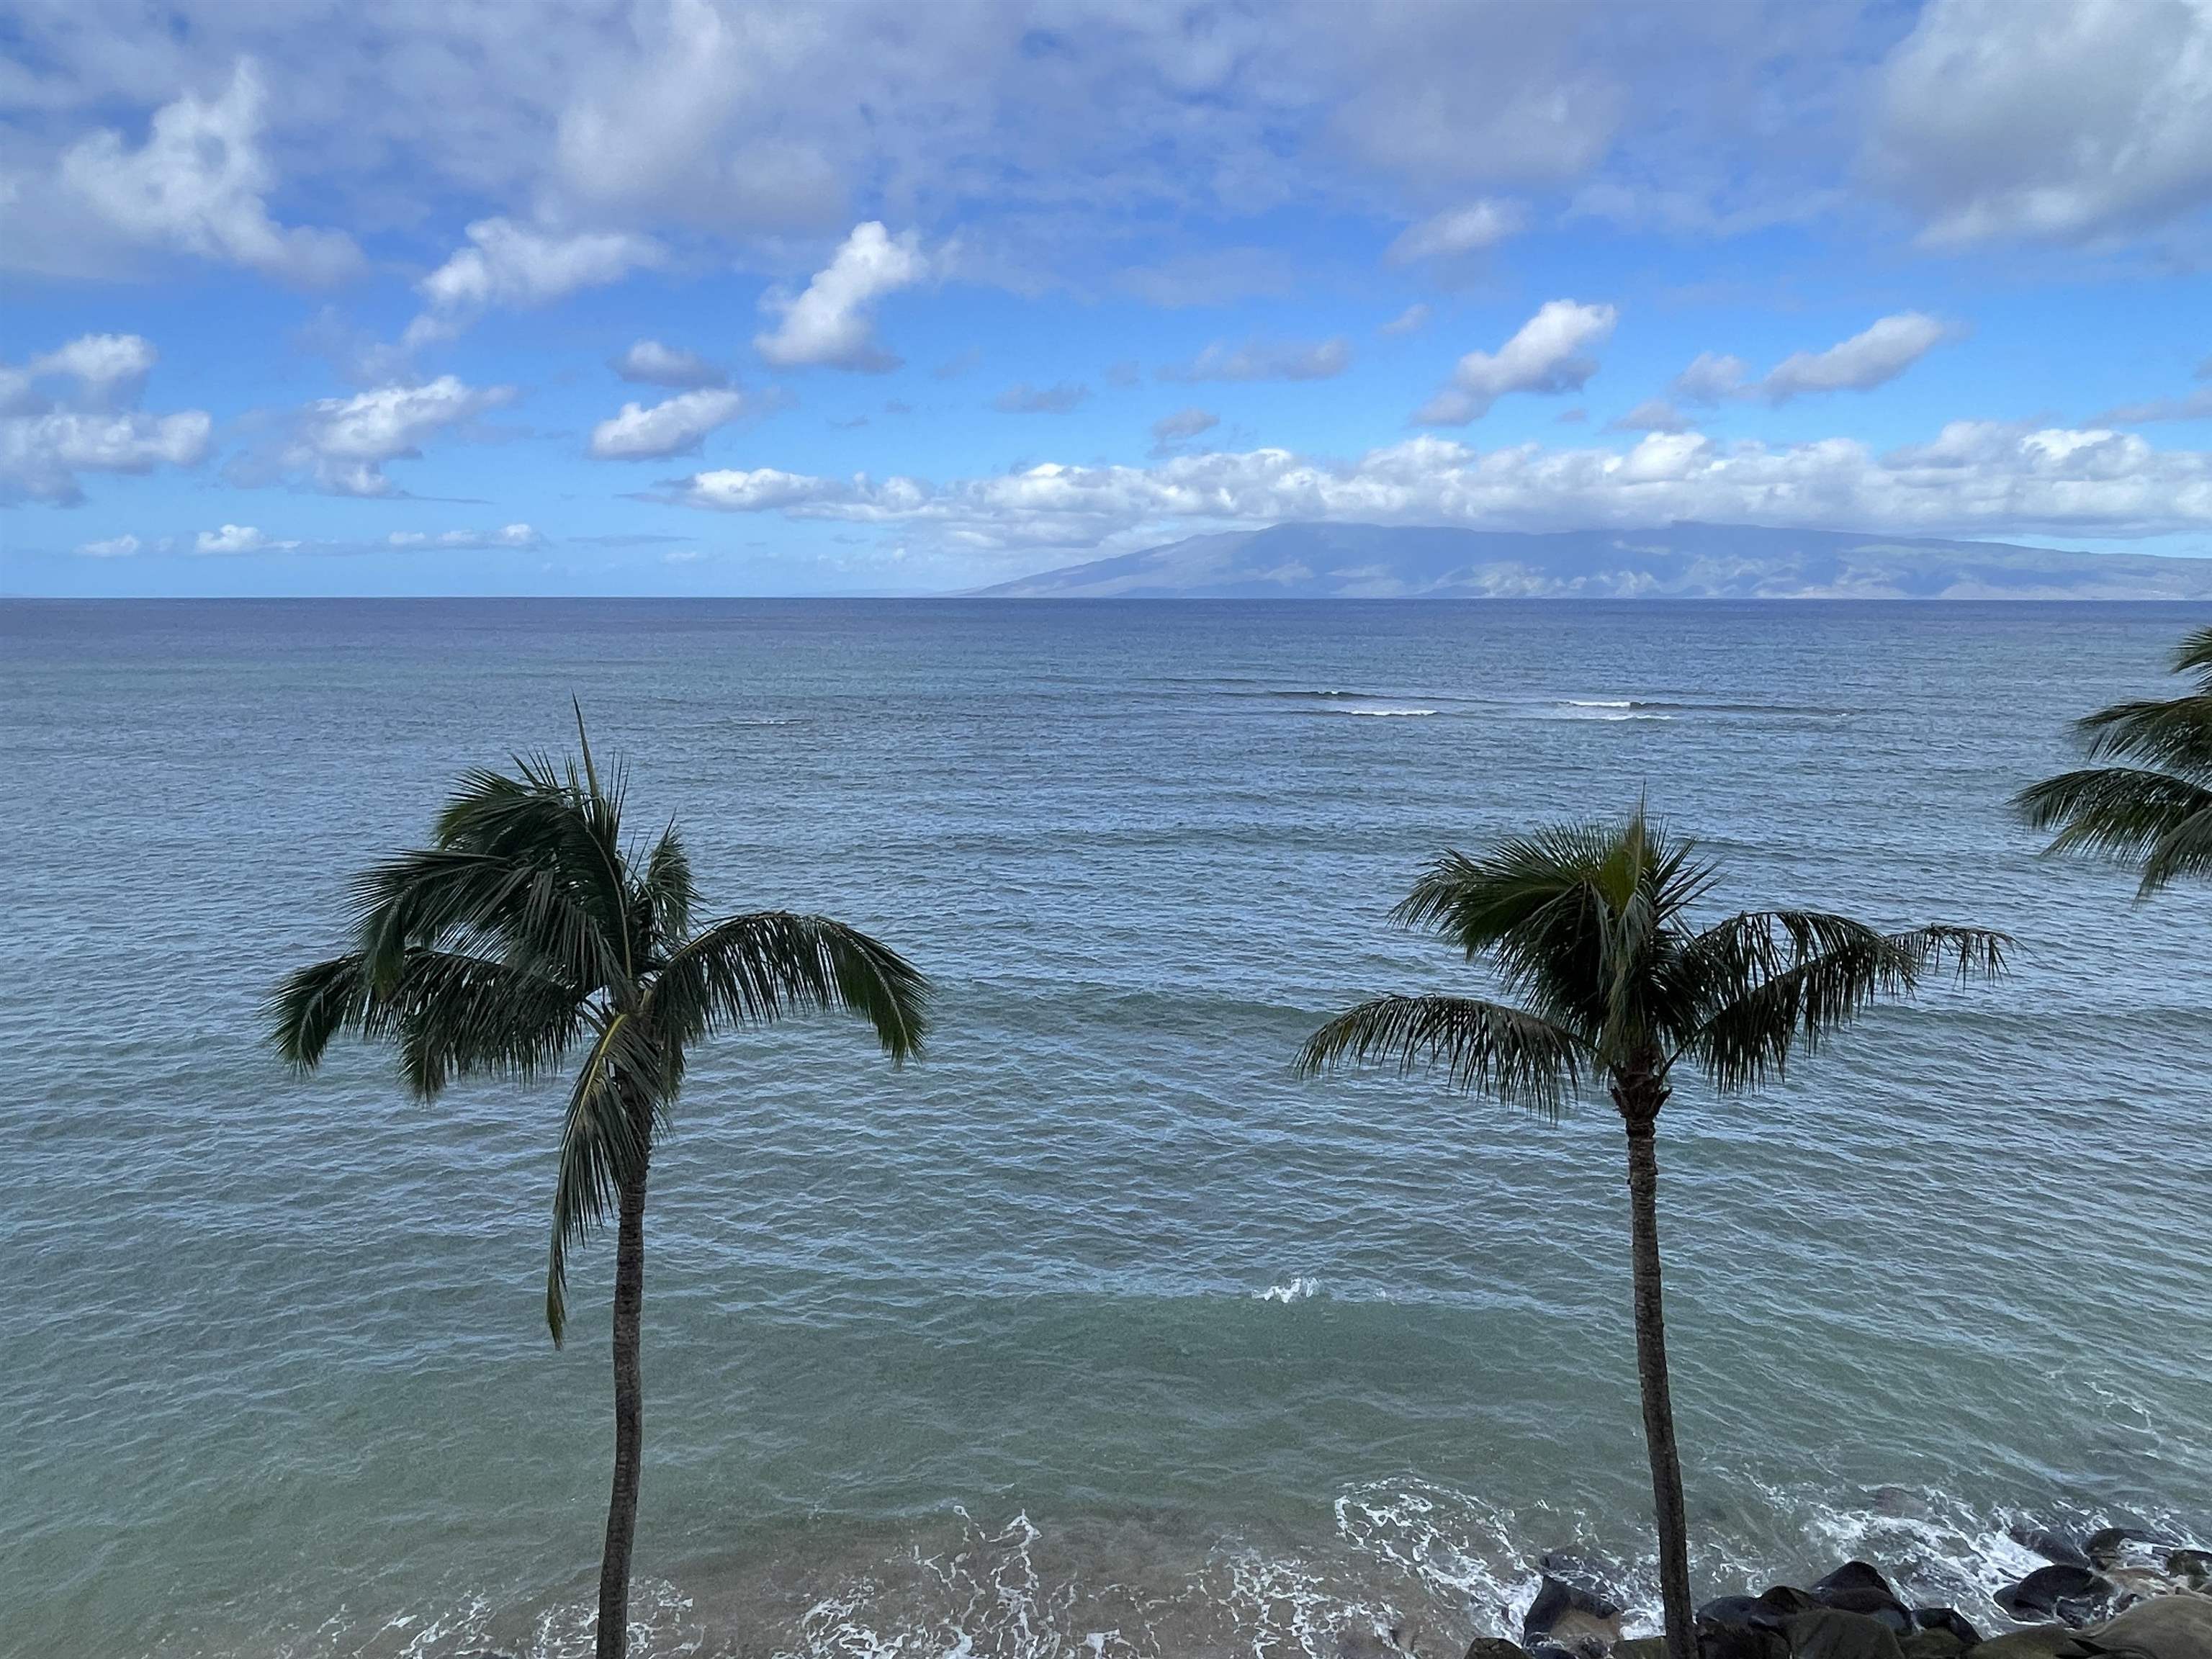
[[1413, 1522, 2212, 1659]]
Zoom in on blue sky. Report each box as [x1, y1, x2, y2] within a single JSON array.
[[2, 0, 2209, 596]]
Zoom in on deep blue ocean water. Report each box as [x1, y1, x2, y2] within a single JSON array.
[[4, 599, 2207, 1659]]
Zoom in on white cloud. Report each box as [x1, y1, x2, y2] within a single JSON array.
[[1160, 337, 1352, 383], [1380, 304, 1433, 337], [754, 221, 927, 372], [0, 334, 212, 504], [1385, 199, 1524, 264], [385, 523, 541, 550], [195, 523, 299, 554], [1672, 352, 1751, 405], [1870, 0, 2212, 246], [75, 534, 143, 559], [407, 219, 662, 348], [588, 388, 747, 459], [1416, 300, 1617, 426], [652, 424, 2212, 553], [1151, 407, 1220, 443], [59, 59, 356, 282], [30, 335, 159, 408], [613, 340, 727, 389], [264, 375, 516, 497], [1761, 313, 1947, 402], [993, 382, 1091, 414]]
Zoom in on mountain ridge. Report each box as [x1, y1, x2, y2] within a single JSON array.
[[971, 522, 2212, 599]]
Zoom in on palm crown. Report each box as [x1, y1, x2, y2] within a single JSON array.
[[2015, 623, 2212, 894], [269, 714, 928, 1342], [1298, 809, 2007, 1118]]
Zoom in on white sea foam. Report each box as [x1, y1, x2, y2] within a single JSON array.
[[1259, 1276, 1322, 1303]]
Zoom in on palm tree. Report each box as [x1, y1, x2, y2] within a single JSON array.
[[2015, 623, 2212, 894], [267, 712, 929, 1659], [1296, 810, 2005, 1659]]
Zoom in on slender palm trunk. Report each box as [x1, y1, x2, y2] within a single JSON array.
[[1617, 1087, 1696, 1659], [596, 1160, 649, 1659]]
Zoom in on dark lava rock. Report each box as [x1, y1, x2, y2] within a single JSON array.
[[1701, 1590, 1818, 1635], [1542, 1551, 1631, 1602], [1613, 1640, 1669, 1659], [1992, 1565, 2118, 1627], [2008, 1526, 2094, 1569], [1524, 1574, 1625, 1653], [2091, 1596, 2212, 1659], [1912, 1608, 1982, 1647], [2169, 1547, 2212, 1587], [1810, 1565, 1911, 1634], [1788, 1608, 1909, 1659], [1898, 1631, 1966, 1659], [1467, 1640, 1534, 1659], [2085, 1527, 2177, 1570]]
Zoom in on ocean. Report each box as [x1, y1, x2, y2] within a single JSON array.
[[4, 598, 2207, 1659]]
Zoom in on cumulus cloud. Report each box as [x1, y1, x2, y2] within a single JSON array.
[[407, 219, 662, 348], [1870, 0, 2212, 245], [649, 423, 2212, 554], [613, 340, 727, 389], [59, 59, 356, 282], [0, 333, 212, 504], [1385, 199, 1525, 264], [1380, 304, 1433, 337], [1159, 337, 1352, 383], [248, 375, 516, 496], [29, 335, 161, 408], [588, 387, 748, 459], [1761, 313, 1947, 402], [1416, 300, 1617, 426], [195, 523, 299, 554], [75, 534, 143, 559], [993, 382, 1091, 414], [754, 221, 927, 372]]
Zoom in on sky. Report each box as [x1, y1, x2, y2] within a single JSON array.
[[1, 0, 2210, 597]]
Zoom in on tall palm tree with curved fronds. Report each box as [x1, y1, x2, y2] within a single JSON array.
[[2015, 623, 2212, 894], [267, 710, 929, 1659], [1297, 809, 2005, 1659]]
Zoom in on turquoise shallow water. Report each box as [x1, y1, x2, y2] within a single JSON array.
[[4, 599, 2208, 1658]]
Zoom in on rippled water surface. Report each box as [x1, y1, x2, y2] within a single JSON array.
[[5, 599, 2208, 1658]]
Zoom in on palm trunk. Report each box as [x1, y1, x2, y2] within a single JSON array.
[[1620, 1100, 1696, 1659], [595, 1160, 648, 1659]]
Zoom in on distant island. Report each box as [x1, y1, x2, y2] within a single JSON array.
[[974, 523, 2212, 599]]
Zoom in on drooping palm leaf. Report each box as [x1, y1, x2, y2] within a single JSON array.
[[1294, 993, 1586, 1116], [648, 910, 930, 1061]]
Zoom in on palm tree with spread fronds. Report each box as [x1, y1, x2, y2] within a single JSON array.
[[1297, 810, 2005, 1659], [2015, 623, 2212, 894], [267, 711, 929, 1659]]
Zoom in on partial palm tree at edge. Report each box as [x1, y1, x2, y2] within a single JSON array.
[[2015, 622, 2212, 894], [1296, 809, 2006, 1659], [266, 709, 930, 1659]]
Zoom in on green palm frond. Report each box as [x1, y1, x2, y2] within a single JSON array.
[[2016, 765, 2212, 894], [544, 1010, 660, 1345], [2017, 625, 2212, 894], [1681, 922, 2008, 1092], [268, 952, 381, 1071], [1294, 994, 1586, 1117], [2077, 694, 2212, 779], [637, 823, 696, 945], [648, 910, 930, 1062]]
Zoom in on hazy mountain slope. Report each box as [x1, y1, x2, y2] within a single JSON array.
[[973, 523, 2212, 598]]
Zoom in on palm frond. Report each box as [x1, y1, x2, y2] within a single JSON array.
[[1681, 922, 2008, 1092], [637, 822, 696, 947], [544, 1010, 659, 1345], [648, 910, 930, 1062], [385, 950, 588, 1098], [2076, 694, 2212, 780], [267, 952, 379, 1071], [349, 845, 624, 995], [2173, 624, 2212, 692], [2014, 765, 2212, 893], [1294, 994, 1586, 1118]]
